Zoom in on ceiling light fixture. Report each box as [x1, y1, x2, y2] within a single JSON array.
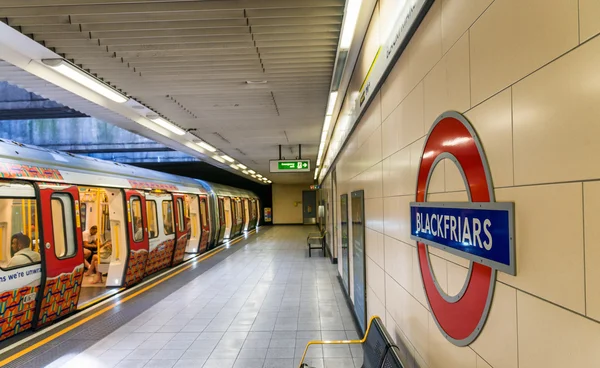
[[237, 164, 247, 170], [212, 155, 226, 163], [326, 92, 338, 115], [242, 170, 249, 175], [221, 155, 235, 163], [230, 164, 239, 170], [248, 170, 256, 174], [197, 141, 216, 152], [256, 174, 263, 178], [147, 115, 186, 136], [267, 180, 272, 184], [339, 0, 363, 49], [42, 59, 128, 103], [251, 175, 257, 178], [323, 115, 332, 132]]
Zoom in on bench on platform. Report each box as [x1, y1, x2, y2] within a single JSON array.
[[298, 316, 405, 368], [306, 230, 327, 257]]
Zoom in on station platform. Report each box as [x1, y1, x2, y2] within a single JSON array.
[[0, 226, 361, 368]]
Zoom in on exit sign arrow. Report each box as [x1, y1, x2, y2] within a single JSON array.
[[270, 159, 311, 173]]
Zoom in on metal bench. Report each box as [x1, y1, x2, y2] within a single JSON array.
[[298, 316, 404, 368], [306, 230, 327, 257]]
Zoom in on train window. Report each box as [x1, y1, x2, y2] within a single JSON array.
[[80, 203, 87, 231], [51, 193, 76, 259], [130, 197, 143, 242], [146, 200, 158, 239], [0, 198, 41, 270], [176, 198, 185, 232], [200, 199, 207, 227], [162, 200, 174, 235]]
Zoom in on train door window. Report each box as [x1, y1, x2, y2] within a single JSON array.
[[0, 196, 41, 270], [130, 196, 143, 242], [51, 193, 76, 259], [218, 199, 225, 225], [162, 200, 174, 235], [146, 200, 158, 239], [80, 203, 87, 231], [200, 199, 207, 228], [176, 198, 185, 232]]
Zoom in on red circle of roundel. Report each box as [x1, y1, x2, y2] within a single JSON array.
[[416, 112, 495, 346]]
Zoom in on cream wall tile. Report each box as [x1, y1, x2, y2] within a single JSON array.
[[428, 314, 477, 368], [412, 249, 429, 309], [476, 356, 493, 368], [367, 257, 386, 303], [583, 181, 600, 321], [364, 162, 383, 200], [409, 137, 426, 190], [428, 245, 470, 268], [429, 254, 448, 295], [496, 184, 585, 314], [366, 228, 385, 269], [517, 291, 600, 367], [465, 88, 513, 188], [399, 82, 426, 150], [384, 235, 414, 294], [444, 159, 466, 193], [441, 0, 493, 53], [383, 196, 402, 240], [471, 283, 518, 368], [368, 285, 387, 323], [579, 0, 600, 42], [409, 1, 443, 87], [470, 0, 579, 105], [406, 296, 431, 366], [446, 262, 469, 297], [424, 33, 471, 129], [382, 113, 400, 159], [381, 50, 413, 120], [427, 157, 446, 194], [385, 274, 411, 333], [366, 197, 384, 234], [513, 36, 600, 185], [383, 148, 412, 197]]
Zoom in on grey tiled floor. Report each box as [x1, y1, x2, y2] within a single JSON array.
[[55, 226, 362, 368]]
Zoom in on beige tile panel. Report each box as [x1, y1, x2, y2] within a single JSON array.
[[409, 137, 426, 190], [513, 36, 600, 185], [367, 256, 386, 303], [382, 112, 400, 159], [428, 315, 477, 368], [383, 82, 426, 158], [476, 356, 493, 368], [579, 0, 600, 42], [471, 283, 518, 368], [517, 291, 600, 367], [470, 0, 579, 105], [365, 197, 384, 233], [409, 1, 443, 94], [381, 48, 413, 120], [423, 32, 471, 130], [444, 158, 466, 193], [412, 248, 429, 309], [383, 195, 412, 244], [446, 261, 469, 297], [385, 311, 417, 365], [357, 93, 383, 150], [384, 235, 414, 294], [427, 156, 446, 194], [441, 0, 493, 54], [364, 162, 383, 200], [407, 293, 431, 366], [383, 147, 411, 197], [496, 183, 585, 314], [464, 88, 513, 188], [583, 181, 600, 321], [429, 254, 449, 294], [385, 274, 412, 336], [366, 227, 385, 269]]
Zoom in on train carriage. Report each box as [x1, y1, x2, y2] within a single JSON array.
[[0, 139, 259, 343]]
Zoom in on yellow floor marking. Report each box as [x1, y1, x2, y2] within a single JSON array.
[[0, 235, 247, 366]]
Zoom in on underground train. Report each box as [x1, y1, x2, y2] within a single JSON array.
[[0, 139, 260, 342]]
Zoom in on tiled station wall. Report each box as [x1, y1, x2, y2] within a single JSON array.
[[271, 184, 306, 224], [323, 0, 600, 367]]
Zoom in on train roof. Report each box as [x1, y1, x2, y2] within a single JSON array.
[[0, 138, 257, 198]]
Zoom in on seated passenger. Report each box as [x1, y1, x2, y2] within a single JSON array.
[[164, 217, 173, 234], [133, 217, 143, 241], [7, 233, 40, 268], [83, 225, 98, 273], [87, 240, 112, 284]]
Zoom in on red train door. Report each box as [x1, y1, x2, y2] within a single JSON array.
[[171, 194, 188, 266], [199, 195, 210, 253], [34, 184, 84, 328], [124, 190, 149, 286]]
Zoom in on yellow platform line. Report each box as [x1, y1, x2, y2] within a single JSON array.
[[0, 236, 247, 366]]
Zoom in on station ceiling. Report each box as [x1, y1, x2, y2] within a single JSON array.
[[0, 0, 345, 184]]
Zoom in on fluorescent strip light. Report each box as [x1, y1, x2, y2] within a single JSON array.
[[237, 164, 247, 170], [321, 130, 328, 143], [242, 170, 249, 175], [149, 117, 186, 136], [230, 164, 239, 170], [212, 155, 226, 163], [326, 92, 338, 115], [256, 174, 263, 178], [198, 142, 216, 152], [251, 175, 257, 178], [323, 115, 332, 132], [42, 59, 128, 103], [267, 180, 272, 184], [222, 155, 234, 163], [339, 0, 363, 49], [248, 170, 256, 174]]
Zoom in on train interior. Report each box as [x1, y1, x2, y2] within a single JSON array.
[[0, 182, 41, 272], [183, 194, 200, 260], [77, 187, 127, 306], [223, 197, 233, 240]]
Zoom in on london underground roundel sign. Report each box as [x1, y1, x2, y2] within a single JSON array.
[[410, 111, 516, 346]]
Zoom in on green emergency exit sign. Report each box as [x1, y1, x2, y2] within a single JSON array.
[[270, 160, 311, 172]]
